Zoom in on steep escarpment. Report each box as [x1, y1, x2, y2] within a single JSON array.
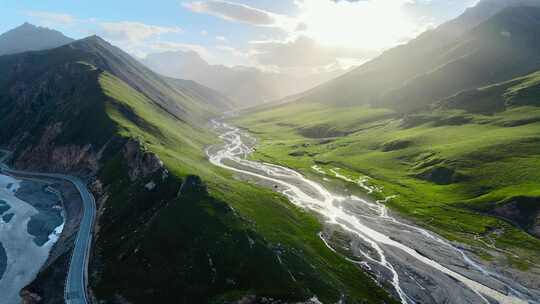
[[0, 55, 114, 174]]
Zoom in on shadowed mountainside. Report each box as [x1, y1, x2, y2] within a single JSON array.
[[290, 2, 540, 112]]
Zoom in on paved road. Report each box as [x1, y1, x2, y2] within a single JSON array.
[[0, 150, 95, 304]]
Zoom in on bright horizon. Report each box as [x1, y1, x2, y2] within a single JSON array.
[[2, 0, 478, 73]]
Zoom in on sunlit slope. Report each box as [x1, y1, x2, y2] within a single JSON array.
[[290, 6, 540, 113], [0, 38, 396, 303], [0, 36, 222, 166], [234, 68, 540, 271]]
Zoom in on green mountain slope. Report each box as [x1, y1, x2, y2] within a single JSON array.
[[234, 77, 540, 272], [441, 70, 540, 114], [234, 5, 540, 274], [164, 76, 234, 112], [290, 4, 540, 113], [385, 6, 540, 111], [0, 36, 395, 303]]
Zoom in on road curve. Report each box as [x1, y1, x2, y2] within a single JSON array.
[[0, 151, 95, 304]]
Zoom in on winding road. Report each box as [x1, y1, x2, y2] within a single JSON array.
[[0, 150, 94, 304], [207, 121, 540, 304]]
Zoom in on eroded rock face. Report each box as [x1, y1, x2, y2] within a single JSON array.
[[493, 196, 540, 238], [123, 139, 163, 181], [13, 123, 101, 174], [20, 290, 42, 304]]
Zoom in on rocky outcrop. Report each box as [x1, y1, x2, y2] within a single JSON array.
[[123, 139, 163, 181], [13, 123, 102, 175], [20, 290, 42, 304], [493, 196, 540, 238]]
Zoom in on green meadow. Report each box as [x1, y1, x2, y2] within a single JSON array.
[[233, 93, 540, 270], [93, 72, 396, 303]]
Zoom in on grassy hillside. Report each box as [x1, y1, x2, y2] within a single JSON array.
[[92, 72, 396, 303], [0, 38, 396, 303], [233, 71, 540, 271]]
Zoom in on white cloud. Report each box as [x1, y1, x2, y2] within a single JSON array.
[[142, 41, 213, 59], [25, 11, 76, 26], [88, 21, 184, 57], [98, 21, 182, 43], [183, 0, 298, 32], [183, 1, 276, 25], [200, 29, 208, 36], [215, 45, 247, 58], [182, 0, 438, 71], [249, 35, 377, 69], [215, 35, 227, 41], [184, 0, 442, 51]]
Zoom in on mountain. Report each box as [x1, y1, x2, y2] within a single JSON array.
[[165, 77, 235, 112], [0, 22, 73, 55], [440, 70, 540, 114], [232, 0, 540, 284], [0, 35, 394, 303], [387, 6, 540, 110], [142, 50, 346, 108], [290, 0, 540, 112], [0, 35, 228, 170]]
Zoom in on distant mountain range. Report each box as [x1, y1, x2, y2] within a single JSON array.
[[142, 50, 347, 107], [0, 22, 74, 55]]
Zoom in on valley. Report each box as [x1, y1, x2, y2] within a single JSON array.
[[0, 25, 396, 304], [1, 0, 540, 303], [208, 121, 540, 303], [232, 81, 540, 275]]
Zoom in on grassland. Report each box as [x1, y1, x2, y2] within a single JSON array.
[[92, 72, 396, 303], [233, 97, 540, 271]]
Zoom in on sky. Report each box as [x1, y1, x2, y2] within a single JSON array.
[[0, 0, 479, 72]]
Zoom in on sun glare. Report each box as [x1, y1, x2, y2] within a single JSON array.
[[296, 0, 421, 50]]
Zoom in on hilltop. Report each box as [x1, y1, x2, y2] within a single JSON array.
[[0, 22, 73, 55]]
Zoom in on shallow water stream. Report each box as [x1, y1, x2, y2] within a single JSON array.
[[207, 121, 540, 304]]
